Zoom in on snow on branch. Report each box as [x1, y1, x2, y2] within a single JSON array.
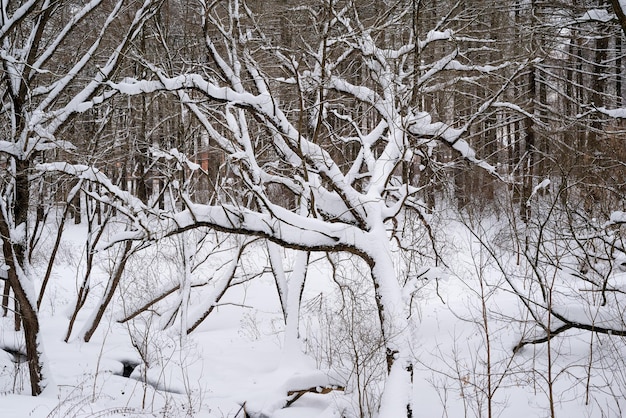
[[36, 162, 150, 233], [0, 141, 21, 157], [168, 202, 366, 255], [595, 106, 626, 118], [526, 179, 551, 206], [577, 8, 614, 23], [107, 74, 371, 226], [42, 0, 162, 135], [419, 29, 454, 49], [151, 147, 201, 172], [0, 0, 39, 43], [492, 101, 548, 127], [36, 160, 370, 257], [444, 60, 510, 73], [407, 111, 496, 173], [607, 211, 626, 225]]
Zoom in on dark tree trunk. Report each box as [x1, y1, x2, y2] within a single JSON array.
[[83, 240, 133, 342], [0, 205, 44, 396]]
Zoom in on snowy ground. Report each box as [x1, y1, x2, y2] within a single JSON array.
[[2, 212, 626, 417]]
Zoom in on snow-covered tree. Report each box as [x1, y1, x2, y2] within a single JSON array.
[[0, 0, 162, 396], [43, 0, 529, 413]]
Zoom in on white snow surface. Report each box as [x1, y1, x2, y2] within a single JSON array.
[[2, 213, 626, 417]]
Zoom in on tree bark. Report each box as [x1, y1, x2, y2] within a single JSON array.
[[0, 206, 45, 396], [611, 0, 626, 38]]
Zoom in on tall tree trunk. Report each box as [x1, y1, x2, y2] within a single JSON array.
[[521, 65, 536, 223]]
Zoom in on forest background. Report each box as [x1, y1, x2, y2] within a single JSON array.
[[3, 0, 626, 417]]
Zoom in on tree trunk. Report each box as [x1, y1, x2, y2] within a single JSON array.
[[83, 240, 133, 342], [611, 0, 626, 38], [521, 65, 536, 223], [283, 251, 310, 356], [0, 206, 46, 396], [364, 224, 414, 416]]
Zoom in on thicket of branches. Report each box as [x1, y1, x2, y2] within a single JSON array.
[[2, 0, 626, 416]]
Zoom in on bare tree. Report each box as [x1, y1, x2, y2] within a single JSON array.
[[0, 0, 162, 396]]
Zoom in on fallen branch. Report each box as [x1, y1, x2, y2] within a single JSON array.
[[285, 385, 345, 407]]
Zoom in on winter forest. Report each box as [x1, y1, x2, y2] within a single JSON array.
[[3, 0, 626, 417]]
